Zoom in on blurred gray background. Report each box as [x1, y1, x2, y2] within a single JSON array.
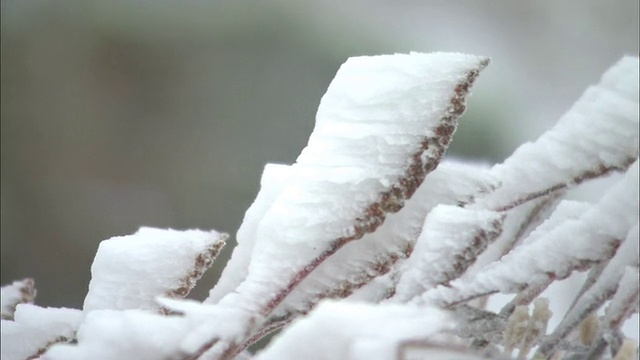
[[1, 1, 638, 309]]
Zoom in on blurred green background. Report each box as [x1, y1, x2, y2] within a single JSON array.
[[1, 1, 638, 309]]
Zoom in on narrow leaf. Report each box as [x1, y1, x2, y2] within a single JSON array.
[[83, 227, 227, 312], [424, 160, 638, 307], [471, 56, 639, 212]]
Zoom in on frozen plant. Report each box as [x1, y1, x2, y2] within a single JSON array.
[[1, 52, 638, 360]]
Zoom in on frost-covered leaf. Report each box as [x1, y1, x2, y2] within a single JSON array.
[[270, 161, 499, 319], [44, 309, 191, 360], [200, 52, 489, 355], [392, 205, 504, 303], [44, 298, 252, 360], [83, 227, 227, 312], [1, 278, 36, 320], [498, 200, 593, 316], [424, 160, 638, 307], [471, 56, 639, 212], [1, 304, 82, 360], [254, 301, 452, 360], [536, 223, 639, 357], [206, 164, 292, 304], [470, 193, 564, 276]]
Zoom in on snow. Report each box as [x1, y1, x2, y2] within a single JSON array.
[[206, 164, 292, 304], [468, 195, 564, 275], [537, 223, 640, 355], [1, 304, 82, 360], [44, 298, 254, 360], [603, 265, 640, 329], [520, 200, 591, 245], [212, 52, 490, 322], [270, 161, 499, 317], [44, 309, 192, 360], [392, 205, 504, 303], [424, 160, 639, 306], [472, 56, 639, 211], [254, 301, 452, 360], [83, 227, 227, 312], [1, 278, 35, 319]]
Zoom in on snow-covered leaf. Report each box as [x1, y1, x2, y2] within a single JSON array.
[[83, 227, 227, 312], [392, 205, 504, 303], [424, 160, 638, 307], [1, 304, 82, 360], [270, 161, 498, 319], [206, 164, 292, 304], [537, 223, 640, 357], [254, 301, 452, 360], [203, 52, 489, 355], [471, 56, 639, 212], [199, 164, 300, 356], [1, 278, 36, 320]]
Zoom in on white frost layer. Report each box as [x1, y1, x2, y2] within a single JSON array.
[[1, 279, 34, 318], [474, 56, 639, 211], [83, 227, 226, 312], [1, 304, 82, 360], [603, 265, 640, 329], [260, 52, 487, 245], [519, 200, 591, 245], [206, 164, 292, 304], [272, 161, 499, 316], [44, 298, 253, 360], [254, 301, 451, 360], [45, 309, 191, 360], [544, 223, 639, 347], [425, 160, 639, 306], [392, 205, 503, 303], [468, 195, 564, 276], [215, 53, 489, 318]]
